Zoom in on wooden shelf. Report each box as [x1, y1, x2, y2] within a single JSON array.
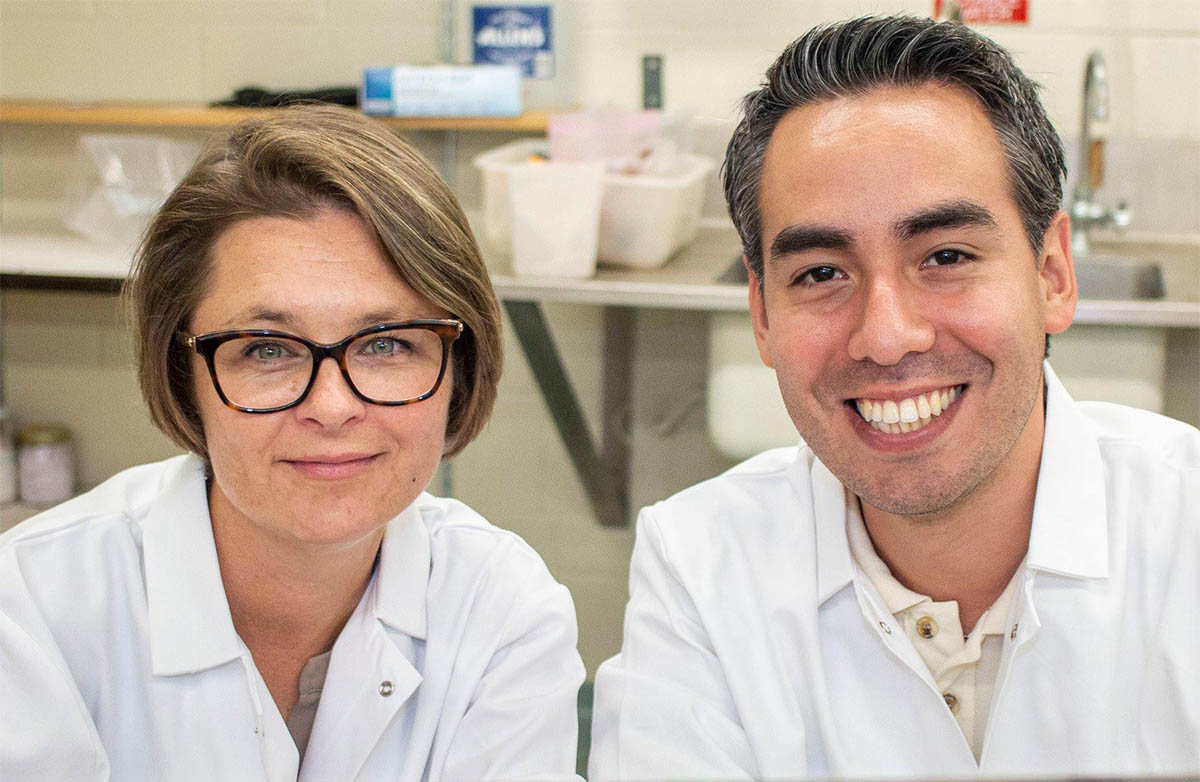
[[0, 100, 552, 132]]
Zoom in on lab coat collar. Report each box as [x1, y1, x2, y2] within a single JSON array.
[[302, 515, 426, 782], [144, 454, 244, 677], [805, 459, 856, 605], [301, 502, 429, 780], [1025, 362, 1109, 579], [144, 457, 434, 677], [370, 500, 430, 640], [802, 362, 1109, 604]]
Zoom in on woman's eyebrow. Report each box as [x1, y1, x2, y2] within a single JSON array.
[[893, 200, 999, 241], [216, 309, 419, 332], [353, 310, 421, 329], [218, 307, 293, 330]]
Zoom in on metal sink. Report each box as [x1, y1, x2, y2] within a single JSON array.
[[1073, 256, 1164, 300], [716, 255, 1166, 300]]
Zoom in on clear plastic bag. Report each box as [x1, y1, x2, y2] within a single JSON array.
[[62, 134, 200, 246]]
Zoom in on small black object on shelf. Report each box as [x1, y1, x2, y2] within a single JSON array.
[[210, 86, 358, 109]]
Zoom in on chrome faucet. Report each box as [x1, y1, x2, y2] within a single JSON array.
[[1069, 51, 1131, 257]]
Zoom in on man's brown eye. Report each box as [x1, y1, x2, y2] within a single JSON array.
[[799, 265, 841, 284], [929, 249, 965, 266]]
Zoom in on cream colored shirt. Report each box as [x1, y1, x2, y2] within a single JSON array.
[[286, 650, 332, 762], [846, 496, 1021, 761]]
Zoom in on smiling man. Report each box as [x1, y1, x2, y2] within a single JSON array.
[[589, 16, 1199, 780]]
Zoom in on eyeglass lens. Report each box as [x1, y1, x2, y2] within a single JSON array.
[[211, 327, 446, 408]]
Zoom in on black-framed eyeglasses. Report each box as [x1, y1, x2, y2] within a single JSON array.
[[179, 319, 464, 413]]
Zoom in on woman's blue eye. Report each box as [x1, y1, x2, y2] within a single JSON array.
[[246, 342, 288, 360], [366, 337, 410, 355]]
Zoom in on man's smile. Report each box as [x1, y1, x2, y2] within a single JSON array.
[[850, 384, 967, 434]]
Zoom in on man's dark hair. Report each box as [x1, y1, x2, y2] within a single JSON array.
[[723, 15, 1067, 281]]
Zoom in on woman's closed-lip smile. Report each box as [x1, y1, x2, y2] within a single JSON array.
[[284, 452, 381, 479]]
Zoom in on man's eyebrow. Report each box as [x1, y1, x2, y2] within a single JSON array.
[[893, 200, 999, 241], [768, 224, 854, 262]]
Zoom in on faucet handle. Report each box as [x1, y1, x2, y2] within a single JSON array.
[[1111, 200, 1132, 230]]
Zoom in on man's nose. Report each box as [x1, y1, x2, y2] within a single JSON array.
[[297, 357, 367, 427], [845, 278, 936, 366]]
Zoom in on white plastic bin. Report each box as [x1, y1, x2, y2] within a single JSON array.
[[508, 160, 604, 278], [473, 139, 714, 269]]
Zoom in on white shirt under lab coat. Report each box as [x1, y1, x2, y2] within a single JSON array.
[[590, 366, 1200, 779], [0, 454, 585, 782]]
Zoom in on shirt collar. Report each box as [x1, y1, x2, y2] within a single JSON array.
[[371, 500, 430, 640], [1025, 361, 1109, 579], [143, 454, 244, 676], [844, 495, 928, 614]]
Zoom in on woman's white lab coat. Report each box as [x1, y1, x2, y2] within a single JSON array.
[[0, 454, 585, 781], [590, 367, 1200, 779]]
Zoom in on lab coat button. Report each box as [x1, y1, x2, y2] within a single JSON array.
[[878, 620, 892, 634], [379, 680, 394, 697], [1010, 623, 1019, 639], [943, 692, 959, 713], [916, 616, 938, 639]]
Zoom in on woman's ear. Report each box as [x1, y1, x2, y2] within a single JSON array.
[[1039, 211, 1077, 336]]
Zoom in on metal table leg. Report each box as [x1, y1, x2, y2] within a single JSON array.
[[503, 300, 633, 527]]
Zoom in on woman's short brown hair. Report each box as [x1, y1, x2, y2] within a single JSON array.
[[125, 104, 502, 459]]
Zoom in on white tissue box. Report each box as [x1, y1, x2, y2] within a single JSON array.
[[361, 65, 522, 117]]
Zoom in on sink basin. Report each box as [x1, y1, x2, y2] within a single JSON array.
[[717, 255, 1166, 300], [1074, 256, 1165, 299]]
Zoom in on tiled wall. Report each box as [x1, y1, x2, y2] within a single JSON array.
[[2, 0, 1198, 672]]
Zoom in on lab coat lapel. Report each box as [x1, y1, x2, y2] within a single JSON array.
[[1026, 364, 1109, 579], [142, 454, 243, 675], [786, 458, 857, 773], [301, 505, 429, 781]]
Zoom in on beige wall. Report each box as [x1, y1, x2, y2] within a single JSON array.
[[2, 0, 1199, 673]]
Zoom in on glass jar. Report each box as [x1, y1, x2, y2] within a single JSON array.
[[16, 423, 74, 506], [0, 408, 16, 504]]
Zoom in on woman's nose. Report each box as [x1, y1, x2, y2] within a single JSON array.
[[845, 279, 936, 366], [297, 357, 367, 427]]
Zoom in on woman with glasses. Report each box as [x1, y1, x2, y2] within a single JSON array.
[[0, 106, 584, 781]]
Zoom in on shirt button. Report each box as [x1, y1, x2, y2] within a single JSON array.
[[378, 680, 394, 697], [916, 615, 938, 639], [943, 692, 959, 713]]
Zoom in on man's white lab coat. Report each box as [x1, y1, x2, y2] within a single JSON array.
[[590, 366, 1200, 779], [0, 454, 585, 781]]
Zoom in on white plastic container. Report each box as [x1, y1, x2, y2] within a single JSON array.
[[508, 161, 604, 278], [473, 139, 715, 269], [597, 159, 714, 268]]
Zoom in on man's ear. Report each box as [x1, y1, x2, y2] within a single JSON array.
[[746, 256, 775, 369], [1039, 211, 1077, 336]]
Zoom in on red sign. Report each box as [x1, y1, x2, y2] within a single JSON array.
[[933, 0, 1028, 23]]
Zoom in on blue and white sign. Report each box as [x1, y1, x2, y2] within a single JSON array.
[[472, 5, 555, 79]]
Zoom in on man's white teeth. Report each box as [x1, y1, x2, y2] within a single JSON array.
[[856, 385, 963, 435]]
